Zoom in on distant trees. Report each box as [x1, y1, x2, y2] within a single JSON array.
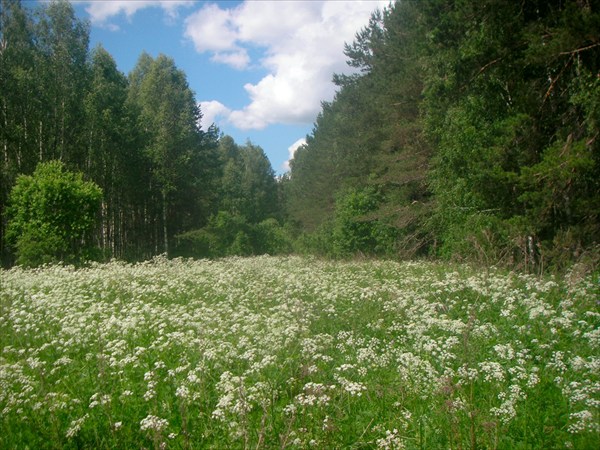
[[219, 139, 278, 223], [174, 137, 287, 258]]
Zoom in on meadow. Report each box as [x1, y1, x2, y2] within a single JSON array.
[[1, 255, 598, 449]]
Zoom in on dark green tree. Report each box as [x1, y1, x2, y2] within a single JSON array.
[[423, 0, 600, 268], [287, 1, 433, 257], [239, 141, 278, 223], [331, 186, 397, 257], [175, 135, 283, 258], [217, 137, 278, 224], [0, 0, 42, 263]]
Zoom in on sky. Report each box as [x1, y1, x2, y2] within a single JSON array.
[[61, 0, 390, 174]]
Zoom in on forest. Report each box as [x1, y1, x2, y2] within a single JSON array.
[[1, 0, 599, 272]]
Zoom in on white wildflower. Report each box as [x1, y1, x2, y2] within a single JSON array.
[[66, 414, 89, 438], [568, 410, 599, 433], [478, 361, 505, 383], [175, 385, 190, 399], [376, 428, 405, 449], [140, 414, 168, 432]]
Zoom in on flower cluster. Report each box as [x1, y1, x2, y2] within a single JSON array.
[[1, 256, 598, 448]]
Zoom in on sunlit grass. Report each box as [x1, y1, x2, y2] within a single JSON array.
[[1, 256, 598, 449]]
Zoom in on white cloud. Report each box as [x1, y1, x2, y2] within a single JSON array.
[[82, 1, 192, 28], [210, 50, 250, 71], [186, 1, 390, 129], [283, 138, 307, 172], [183, 4, 238, 53], [199, 100, 231, 131]]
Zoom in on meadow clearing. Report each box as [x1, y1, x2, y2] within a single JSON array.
[[1, 255, 598, 449]]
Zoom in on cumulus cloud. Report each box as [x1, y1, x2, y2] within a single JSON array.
[[185, 1, 390, 130], [210, 50, 250, 71], [283, 138, 307, 172], [80, 1, 389, 131], [83, 1, 192, 28], [183, 3, 238, 53], [199, 100, 232, 131]]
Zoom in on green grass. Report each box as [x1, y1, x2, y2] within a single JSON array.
[[1, 256, 598, 449]]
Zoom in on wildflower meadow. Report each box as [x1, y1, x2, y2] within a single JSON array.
[[1, 256, 598, 449]]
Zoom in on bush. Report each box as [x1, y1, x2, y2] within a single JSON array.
[[253, 218, 293, 255], [288, 188, 399, 258], [289, 219, 338, 257], [5, 161, 103, 267], [173, 229, 215, 258]]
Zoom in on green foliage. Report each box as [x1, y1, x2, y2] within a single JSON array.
[[286, 0, 599, 270], [253, 217, 293, 255], [174, 211, 244, 258], [173, 134, 285, 259], [5, 160, 102, 266], [0, 1, 226, 264], [175, 212, 292, 258], [331, 187, 397, 257], [292, 187, 397, 258], [127, 53, 211, 256], [291, 221, 336, 257], [286, 1, 433, 257], [422, 0, 600, 270], [217, 137, 279, 224]]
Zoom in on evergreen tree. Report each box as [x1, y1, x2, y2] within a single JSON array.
[[423, 0, 600, 267], [287, 1, 432, 256]]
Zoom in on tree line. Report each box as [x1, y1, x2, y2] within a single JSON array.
[[285, 0, 600, 272], [1, 0, 282, 266], [2, 0, 599, 271]]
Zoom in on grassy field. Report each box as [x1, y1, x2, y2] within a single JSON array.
[[1, 256, 598, 449]]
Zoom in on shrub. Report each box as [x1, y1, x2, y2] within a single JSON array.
[[5, 161, 102, 267], [253, 218, 293, 255]]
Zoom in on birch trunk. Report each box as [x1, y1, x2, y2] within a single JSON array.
[[162, 189, 169, 257]]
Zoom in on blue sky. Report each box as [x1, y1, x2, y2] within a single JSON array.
[[63, 1, 389, 174]]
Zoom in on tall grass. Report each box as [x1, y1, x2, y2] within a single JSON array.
[[1, 255, 598, 448]]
